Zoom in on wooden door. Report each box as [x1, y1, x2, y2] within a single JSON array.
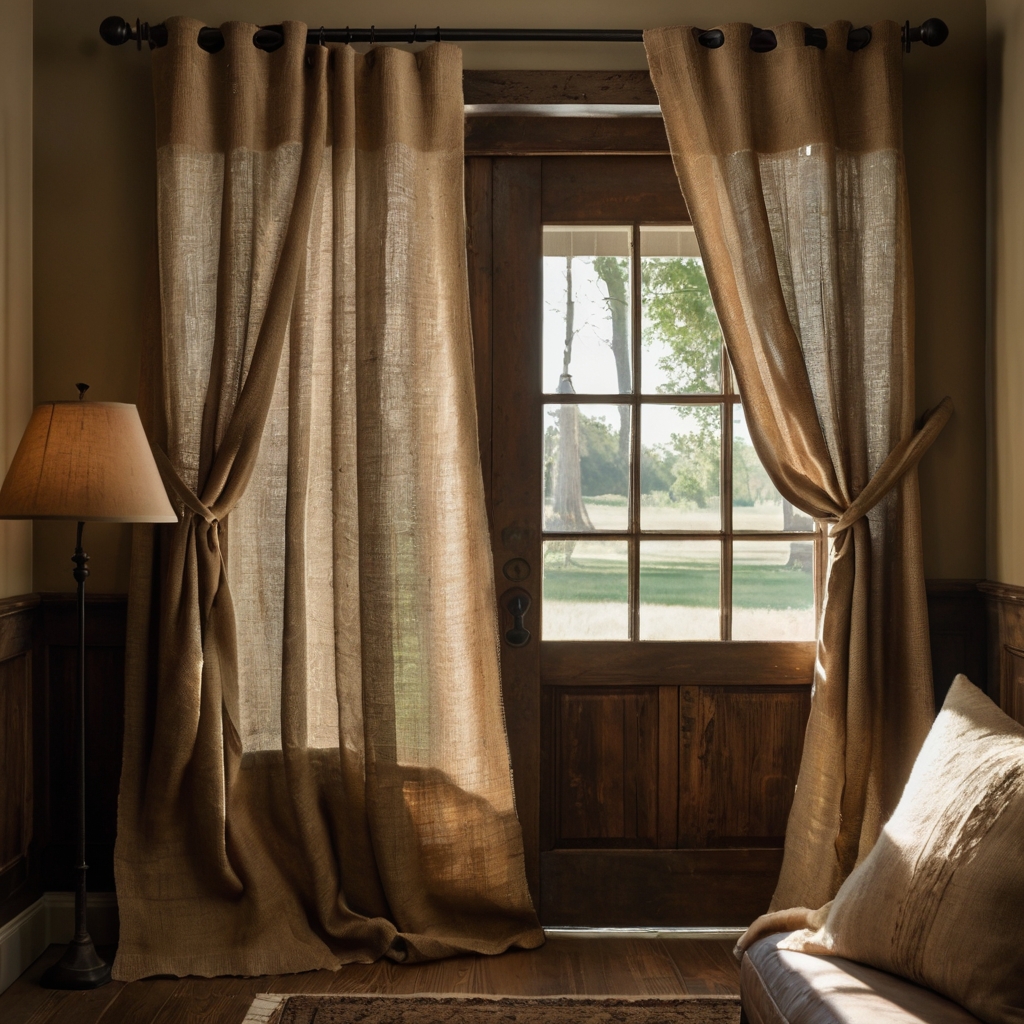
[[468, 155, 819, 926]]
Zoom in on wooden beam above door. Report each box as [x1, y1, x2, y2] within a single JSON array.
[[465, 118, 669, 156], [463, 71, 669, 156], [463, 70, 658, 106]]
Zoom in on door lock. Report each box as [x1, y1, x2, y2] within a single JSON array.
[[502, 589, 532, 647], [502, 557, 531, 582]]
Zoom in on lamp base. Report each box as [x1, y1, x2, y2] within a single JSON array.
[[40, 936, 111, 989]]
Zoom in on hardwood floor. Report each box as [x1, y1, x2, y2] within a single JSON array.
[[2, 936, 739, 1023]]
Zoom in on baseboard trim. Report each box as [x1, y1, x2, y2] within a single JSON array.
[[0, 907, 736, 993], [0, 892, 118, 995], [544, 926, 745, 940], [0, 897, 48, 995]]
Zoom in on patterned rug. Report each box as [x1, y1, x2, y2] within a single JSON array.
[[244, 993, 741, 1024]]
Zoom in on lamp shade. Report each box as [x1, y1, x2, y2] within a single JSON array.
[[0, 401, 177, 522]]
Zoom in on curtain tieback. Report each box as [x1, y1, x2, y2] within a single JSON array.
[[150, 442, 219, 524], [830, 396, 953, 535]]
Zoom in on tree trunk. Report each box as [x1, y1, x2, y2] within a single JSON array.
[[593, 257, 631, 461], [551, 256, 593, 560], [783, 498, 814, 568], [553, 405, 592, 532]]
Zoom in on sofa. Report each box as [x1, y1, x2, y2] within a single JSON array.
[[741, 933, 984, 1024]]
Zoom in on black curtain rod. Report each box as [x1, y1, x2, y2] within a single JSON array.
[[100, 16, 949, 55]]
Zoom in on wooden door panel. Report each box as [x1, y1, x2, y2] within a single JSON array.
[[679, 686, 810, 848], [540, 848, 784, 927], [553, 687, 657, 845], [542, 640, 816, 686], [549, 684, 809, 852]]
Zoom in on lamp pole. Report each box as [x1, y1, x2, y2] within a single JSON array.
[[73, 522, 90, 953], [40, 527, 111, 990]]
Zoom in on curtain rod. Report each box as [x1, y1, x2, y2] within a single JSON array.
[[99, 17, 949, 55]]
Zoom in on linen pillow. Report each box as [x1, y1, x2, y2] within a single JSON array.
[[779, 674, 1024, 1024]]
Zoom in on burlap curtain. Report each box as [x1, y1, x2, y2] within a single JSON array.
[[113, 19, 541, 980], [645, 21, 951, 911]]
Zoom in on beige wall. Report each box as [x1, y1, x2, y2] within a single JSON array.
[[0, 0, 33, 598], [33, 0, 988, 591], [989, 0, 1024, 586]]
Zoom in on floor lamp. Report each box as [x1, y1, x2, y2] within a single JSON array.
[[0, 384, 177, 989]]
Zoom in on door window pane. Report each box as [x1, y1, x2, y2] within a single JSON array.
[[733, 404, 815, 532], [640, 404, 721, 531], [543, 540, 629, 640], [732, 540, 815, 641], [640, 226, 721, 395], [544, 404, 630, 532], [639, 540, 720, 640], [543, 226, 632, 394]]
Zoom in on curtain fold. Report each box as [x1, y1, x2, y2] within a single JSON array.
[[645, 21, 950, 911], [113, 19, 541, 981]]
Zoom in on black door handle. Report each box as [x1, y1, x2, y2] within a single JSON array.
[[504, 591, 531, 647]]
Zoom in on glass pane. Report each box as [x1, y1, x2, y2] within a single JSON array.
[[543, 226, 632, 394], [543, 540, 629, 640], [733, 405, 815, 532], [640, 226, 721, 395], [732, 540, 815, 641], [640, 404, 721, 531], [639, 540, 721, 640], [544, 404, 629, 532]]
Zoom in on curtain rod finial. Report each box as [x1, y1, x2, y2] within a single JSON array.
[[905, 17, 948, 51], [920, 18, 949, 47], [99, 15, 131, 45]]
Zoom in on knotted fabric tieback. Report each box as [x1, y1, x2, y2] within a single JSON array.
[[150, 442, 220, 525], [829, 396, 953, 535]]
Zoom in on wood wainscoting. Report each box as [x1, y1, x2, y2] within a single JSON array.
[[980, 581, 1024, 726], [0, 581, 1004, 934], [0, 596, 38, 919], [36, 594, 127, 893], [0, 593, 127, 931], [926, 580, 989, 709]]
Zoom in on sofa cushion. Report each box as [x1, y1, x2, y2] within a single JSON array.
[[744, 933, 984, 1024], [779, 675, 1024, 1024]]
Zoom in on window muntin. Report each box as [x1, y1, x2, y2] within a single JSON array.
[[541, 223, 820, 641]]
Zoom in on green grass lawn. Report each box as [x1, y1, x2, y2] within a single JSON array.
[[543, 558, 813, 609]]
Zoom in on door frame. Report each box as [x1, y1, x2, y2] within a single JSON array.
[[465, 91, 817, 924]]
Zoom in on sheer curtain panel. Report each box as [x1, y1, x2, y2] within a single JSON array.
[[645, 21, 951, 911], [113, 19, 542, 980]]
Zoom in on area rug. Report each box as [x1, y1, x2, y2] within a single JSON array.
[[244, 993, 741, 1024]]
